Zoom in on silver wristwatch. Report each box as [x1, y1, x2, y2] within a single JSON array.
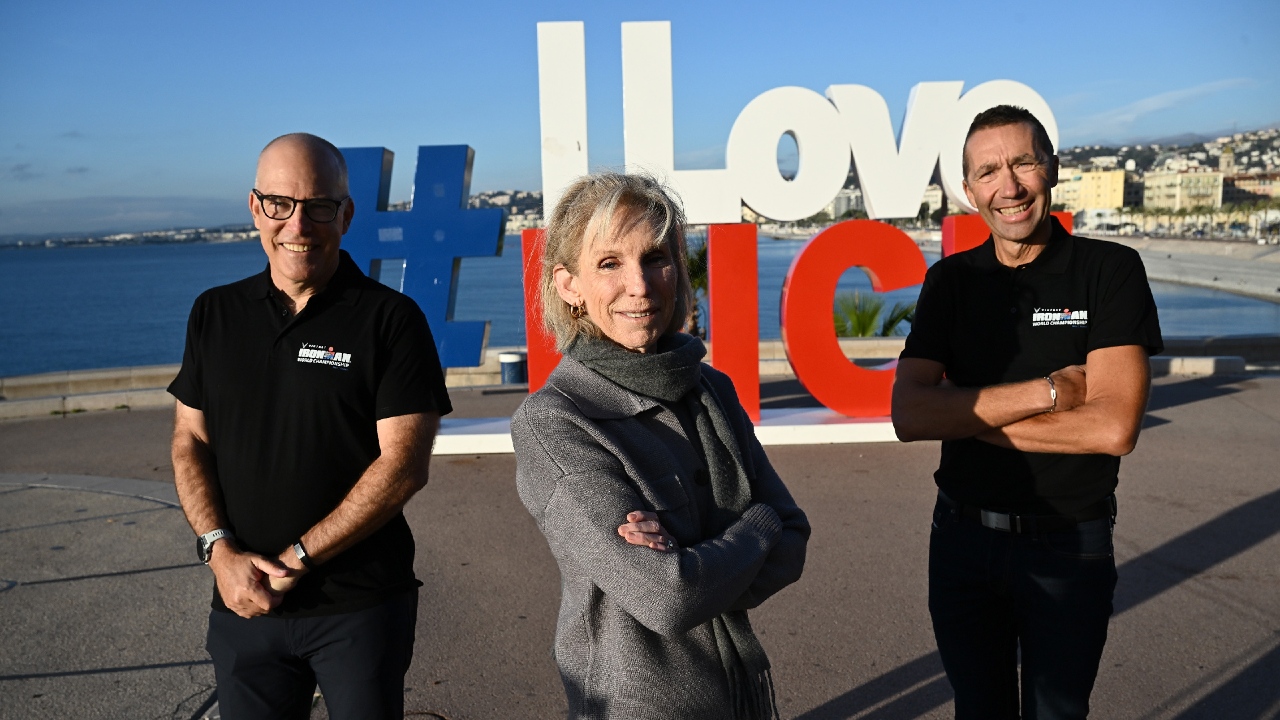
[[197, 528, 233, 564]]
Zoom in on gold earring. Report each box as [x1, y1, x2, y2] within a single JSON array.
[[570, 302, 586, 319]]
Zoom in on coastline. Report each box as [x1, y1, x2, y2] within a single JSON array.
[[7, 227, 1279, 304]]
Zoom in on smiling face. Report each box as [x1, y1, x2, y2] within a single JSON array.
[[553, 210, 678, 354], [962, 122, 1059, 250], [250, 137, 353, 301]]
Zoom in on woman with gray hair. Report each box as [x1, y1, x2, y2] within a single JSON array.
[[511, 171, 810, 719]]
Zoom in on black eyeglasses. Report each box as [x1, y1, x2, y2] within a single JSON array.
[[252, 189, 349, 223]]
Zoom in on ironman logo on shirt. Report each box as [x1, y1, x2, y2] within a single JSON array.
[[297, 343, 353, 369], [1032, 308, 1089, 328]]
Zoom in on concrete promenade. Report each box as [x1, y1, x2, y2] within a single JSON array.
[[1119, 236, 1280, 304], [1, 376, 1279, 719]]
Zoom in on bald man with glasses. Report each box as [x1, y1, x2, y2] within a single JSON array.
[[169, 133, 452, 719]]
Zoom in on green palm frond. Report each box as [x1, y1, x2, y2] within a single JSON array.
[[833, 291, 916, 337], [687, 240, 708, 295], [834, 292, 884, 337], [879, 301, 916, 336]]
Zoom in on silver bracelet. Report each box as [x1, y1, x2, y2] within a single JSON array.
[[1044, 376, 1057, 413]]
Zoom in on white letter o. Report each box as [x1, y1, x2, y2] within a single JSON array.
[[727, 87, 850, 223]]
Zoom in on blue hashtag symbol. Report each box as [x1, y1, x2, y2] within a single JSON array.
[[339, 145, 505, 368]]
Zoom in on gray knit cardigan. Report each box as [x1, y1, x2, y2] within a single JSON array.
[[512, 356, 810, 719]]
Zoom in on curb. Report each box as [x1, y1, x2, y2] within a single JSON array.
[[1150, 355, 1245, 377], [0, 388, 175, 420], [0, 355, 1256, 422]]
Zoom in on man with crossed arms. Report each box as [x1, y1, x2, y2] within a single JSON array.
[[892, 105, 1162, 719], [170, 133, 451, 719]]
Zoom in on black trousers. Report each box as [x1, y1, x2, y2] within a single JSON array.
[[207, 590, 418, 720], [928, 497, 1117, 720]]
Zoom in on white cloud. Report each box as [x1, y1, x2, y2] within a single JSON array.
[[1063, 79, 1254, 141]]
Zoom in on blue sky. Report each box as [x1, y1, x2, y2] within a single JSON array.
[[1, 0, 1276, 235]]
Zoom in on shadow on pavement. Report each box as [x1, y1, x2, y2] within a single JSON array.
[[0, 659, 212, 681], [1146, 375, 1243, 414], [760, 378, 824, 410], [793, 653, 950, 720], [0, 504, 168, 534], [11, 562, 200, 588], [796, 487, 1280, 719], [1173, 642, 1280, 719], [1113, 487, 1280, 615]]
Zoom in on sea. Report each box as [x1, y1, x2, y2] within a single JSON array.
[[2, 237, 1280, 378]]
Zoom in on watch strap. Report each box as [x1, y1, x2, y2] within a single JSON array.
[[198, 528, 232, 563], [293, 541, 317, 570]]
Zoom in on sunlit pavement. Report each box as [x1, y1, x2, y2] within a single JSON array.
[[1, 376, 1277, 719]]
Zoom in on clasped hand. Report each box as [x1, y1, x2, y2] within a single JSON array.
[[617, 511, 678, 553], [207, 542, 306, 618]]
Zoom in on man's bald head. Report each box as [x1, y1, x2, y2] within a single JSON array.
[[256, 133, 349, 196]]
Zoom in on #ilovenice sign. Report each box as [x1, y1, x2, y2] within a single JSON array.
[[341, 20, 1067, 419]]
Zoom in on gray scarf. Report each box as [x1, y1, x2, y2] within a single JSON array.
[[566, 332, 778, 720]]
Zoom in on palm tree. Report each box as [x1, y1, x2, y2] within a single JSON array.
[[1223, 202, 1245, 238], [685, 238, 708, 338], [916, 202, 930, 228], [1263, 197, 1280, 239], [834, 292, 916, 337], [1191, 205, 1209, 237], [1134, 206, 1150, 235], [1118, 206, 1141, 236], [1249, 198, 1269, 238]]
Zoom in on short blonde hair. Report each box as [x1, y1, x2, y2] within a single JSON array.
[[540, 172, 693, 350]]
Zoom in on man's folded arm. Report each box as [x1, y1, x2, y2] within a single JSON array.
[[975, 344, 1150, 456], [891, 357, 1082, 442]]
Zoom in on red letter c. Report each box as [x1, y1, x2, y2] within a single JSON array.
[[780, 220, 927, 417]]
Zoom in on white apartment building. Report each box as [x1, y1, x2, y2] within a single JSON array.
[[823, 187, 864, 219], [1143, 168, 1224, 210], [922, 184, 944, 215]]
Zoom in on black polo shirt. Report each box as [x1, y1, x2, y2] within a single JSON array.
[[901, 218, 1162, 516], [169, 250, 452, 616]]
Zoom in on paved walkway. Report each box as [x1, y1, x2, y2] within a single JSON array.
[[1, 377, 1278, 719], [1118, 236, 1280, 303]]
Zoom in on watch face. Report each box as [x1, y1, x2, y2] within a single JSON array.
[[198, 536, 211, 563]]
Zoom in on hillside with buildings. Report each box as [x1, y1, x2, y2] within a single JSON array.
[[756, 125, 1279, 240], [1053, 126, 1279, 237], [6, 124, 1278, 250], [466, 190, 544, 234]]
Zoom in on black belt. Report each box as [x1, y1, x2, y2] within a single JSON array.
[[938, 491, 1116, 535]]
